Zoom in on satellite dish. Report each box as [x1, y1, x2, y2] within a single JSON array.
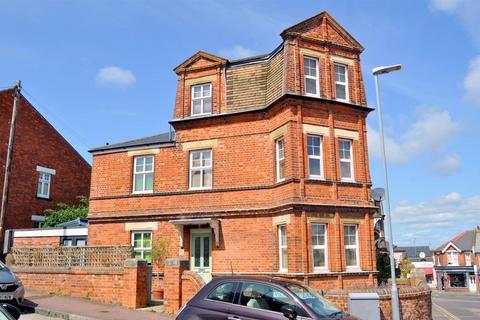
[[419, 252, 426, 259], [371, 188, 385, 202]]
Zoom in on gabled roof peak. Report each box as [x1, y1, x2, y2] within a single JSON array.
[[280, 11, 364, 52], [174, 50, 227, 74]]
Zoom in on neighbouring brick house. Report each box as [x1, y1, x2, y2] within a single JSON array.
[[433, 227, 480, 293], [0, 87, 91, 249], [88, 11, 377, 298]]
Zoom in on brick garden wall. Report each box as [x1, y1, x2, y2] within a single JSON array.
[[11, 259, 148, 309], [324, 286, 432, 320]]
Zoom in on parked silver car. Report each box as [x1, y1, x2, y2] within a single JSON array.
[[0, 263, 24, 305]]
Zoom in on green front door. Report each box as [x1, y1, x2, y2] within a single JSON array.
[[190, 232, 212, 283]]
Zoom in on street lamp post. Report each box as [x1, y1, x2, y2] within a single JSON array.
[[372, 64, 402, 320]]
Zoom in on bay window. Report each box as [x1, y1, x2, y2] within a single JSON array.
[[276, 138, 285, 182], [278, 225, 288, 272], [312, 224, 327, 271], [307, 135, 323, 178], [304, 57, 320, 97], [334, 63, 348, 101], [339, 139, 354, 181], [344, 225, 359, 269]]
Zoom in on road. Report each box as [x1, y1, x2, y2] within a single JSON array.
[[433, 291, 480, 319], [21, 314, 55, 320]]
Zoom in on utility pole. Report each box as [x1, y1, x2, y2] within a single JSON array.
[[0, 80, 22, 238]]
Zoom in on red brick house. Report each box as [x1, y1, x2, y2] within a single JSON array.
[[88, 12, 377, 291], [433, 227, 480, 293], [0, 87, 91, 248]]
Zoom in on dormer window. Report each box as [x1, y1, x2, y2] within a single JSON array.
[[191, 83, 212, 116], [334, 63, 348, 102], [304, 57, 319, 97]]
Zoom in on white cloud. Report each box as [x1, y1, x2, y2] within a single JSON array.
[[96, 66, 136, 86], [219, 45, 256, 60], [368, 108, 460, 164], [430, 0, 480, 46], [464, 56, 480, 107], [430, 154, 461, 176], [430, 0, 463, 13], [393, 192, 479, 246]]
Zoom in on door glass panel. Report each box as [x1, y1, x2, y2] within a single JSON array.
[[76, 239, 86, 246], [207, 282, 236, 303], [194, 237, 201, 267], [239, 282, 295, 313], [203, 236, 210, 267]]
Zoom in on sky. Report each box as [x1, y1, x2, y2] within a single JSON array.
[[1, 0, 479, 248]]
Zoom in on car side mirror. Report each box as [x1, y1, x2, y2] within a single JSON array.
[[281, 304, 297, 320], [2, 304, 20, 320]]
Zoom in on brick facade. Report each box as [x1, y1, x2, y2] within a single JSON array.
[[432, 227, 480, 293], [88, 11, 379, 309], [0, 89, 91, 246]]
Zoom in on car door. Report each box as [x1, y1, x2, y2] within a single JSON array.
[[227, 281, 307, 320], [190, 281, 240, 320]]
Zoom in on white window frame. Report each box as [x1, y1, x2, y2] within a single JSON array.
[[447, 251, 459, 266], [334, 63, 349, 102], [304, 56, 320, 97], [191, 83, 212, 116], [278, 225, 288, 272], [132, 155, 154, 194], [189, 149, 213, 190], [312, 223, 328, 272], [36, 166, 55, 199], [276, 138, 285, 182], [339, 139, 354, 181], [307, 134, 324, 179], [131, 231, 152, 263], [344, 224, 360, 269], [465, 253, 472, 266]]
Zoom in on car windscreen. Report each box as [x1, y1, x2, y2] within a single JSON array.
[[286, 284, 341, 318]]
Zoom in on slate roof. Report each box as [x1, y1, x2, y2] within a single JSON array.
[[395, 246, 432, 261], [434, 229, 476, 252], [89, 131, 174, 153]]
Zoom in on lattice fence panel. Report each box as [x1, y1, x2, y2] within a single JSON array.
[[12, 245, 133, 270]]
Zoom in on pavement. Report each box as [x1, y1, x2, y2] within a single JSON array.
[[17, 289, 174, 320], [432, 290, 480, 319]]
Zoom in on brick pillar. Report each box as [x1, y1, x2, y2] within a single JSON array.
[[122, 259, 148, 308], [163, 258, 189, 314]]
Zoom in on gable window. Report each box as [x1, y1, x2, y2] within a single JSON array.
[[304, 57, 320, 97], [339, 139, 354, 181], [191, 83, 212, 116], [133, 156, 154, 193], [36, 166, 55, 199], [447, 251, 458, 266], [278, 225, 288, 272], [334, 63, 348, 102], [344, 225, 359, 268], [132, 231, 152, 264], [307, 135, 323, 178], [276, 138, 285, 182], [190, 149, 212, 189], [312, 224, 328, 271]]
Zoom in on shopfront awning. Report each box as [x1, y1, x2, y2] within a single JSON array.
[[169, 218, 221, 248], [424, 268, 433, 275]]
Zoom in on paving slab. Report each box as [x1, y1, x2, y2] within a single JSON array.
[[22, 289, 173, 320]]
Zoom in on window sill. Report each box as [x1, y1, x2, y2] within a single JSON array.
[[313, 268, 330, 273], [132, 191, 154, 195], [36, 196, 52, 201], [335, 98, 350, 103], [346, 267, 362, 272], [305, 93, 321, 98], [338, 180, 362, 187], [189, 187, 213, 191]]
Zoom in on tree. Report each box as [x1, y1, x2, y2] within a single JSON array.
[[42, 196, 88, 228], [376, 252, 391, 285]]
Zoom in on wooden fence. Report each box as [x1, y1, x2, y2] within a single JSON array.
[[11, 245, 133, 270]]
